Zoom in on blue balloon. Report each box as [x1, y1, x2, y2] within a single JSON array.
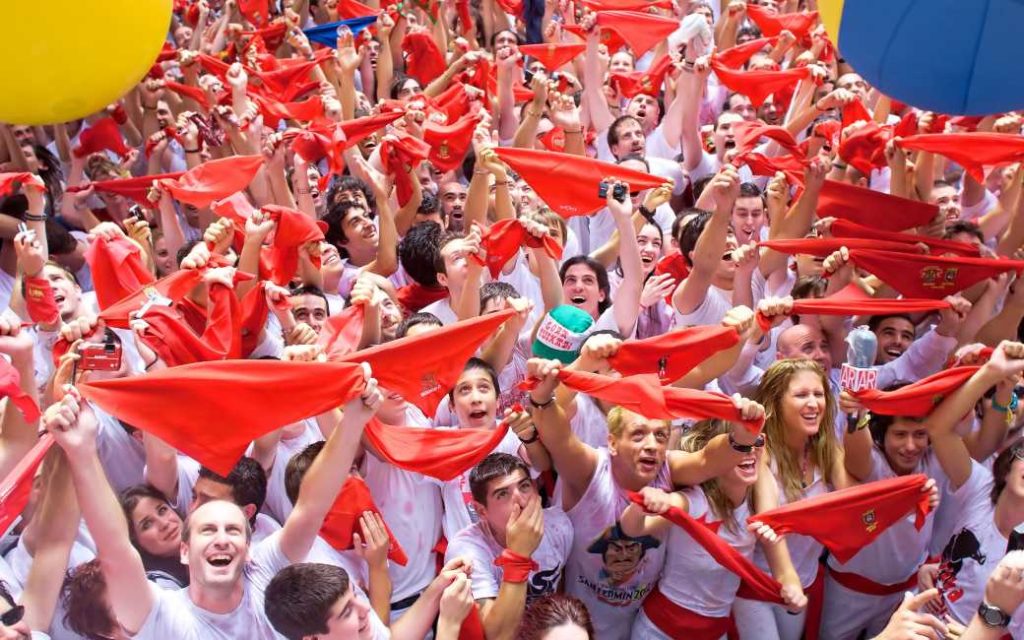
[[304, 16, 378, 49], [832, 0, 1024, 115]]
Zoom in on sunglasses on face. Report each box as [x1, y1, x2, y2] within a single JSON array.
[[1013, 446, 1024, 462], [752, 434, 766, 448], [0, 604, 24, 627]]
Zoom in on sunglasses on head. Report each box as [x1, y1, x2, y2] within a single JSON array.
[[0, 604, 24, 627]]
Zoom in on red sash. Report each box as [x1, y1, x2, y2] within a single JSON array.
[[828, 566, 918, 596], [805, 562, 825, 640], [642, 586, 731, 640]]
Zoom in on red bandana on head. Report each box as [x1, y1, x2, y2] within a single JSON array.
[[709, 60, 811, 109], [340, 310, 515, 416], [158, 155, 264, 208], [321, 476, 408, 565], [749, 475, 933, 563], [594, 11, 680, 57], [519, 43, 586, 71], [608, 325, 740, 383], [79, 360, 369, 475], [473, 219, 563, 278], [851, 367, 981, 417], [829, 219, 981, 257], [896, 133, 1024, 183], [0, 435, 53, 535], [817, 180, 938, 232], [627, 492, 785, 603], [847, 249, 1024, 299], [494, 147, 663, 218]]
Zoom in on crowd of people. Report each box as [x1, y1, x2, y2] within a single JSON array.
[[0, 0, 1023, 638]]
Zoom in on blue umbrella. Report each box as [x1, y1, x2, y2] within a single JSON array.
[[304, 15, 378, 49], [820, 0, 1024, 115]]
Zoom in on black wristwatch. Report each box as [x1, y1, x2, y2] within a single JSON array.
[[978, 602, 1011, 628]]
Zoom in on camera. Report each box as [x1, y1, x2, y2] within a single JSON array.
[[597, 181, 628, 203], [78, 331, 123, 372]]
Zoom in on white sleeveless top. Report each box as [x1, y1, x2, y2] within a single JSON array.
[[565, 448, 671, 639], [659, 487, 755, 617], [753, 462, 828, 588]]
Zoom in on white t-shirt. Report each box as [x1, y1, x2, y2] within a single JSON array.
[[445, 507, 573, 602], [420, 296, 458, 325], [658, 487, 755, 618], [263, 420, 323, 524], [94, 403, 146, 495], [131, 532, 292, 640], [753, 466, 828, 588], [674, 284, 732, 328], [570, 395, 609, 450], [827, 448, 947, 584], [364, 407, 444, 602], [564, 448, 669, 639], [934, 462, 1012, 626]]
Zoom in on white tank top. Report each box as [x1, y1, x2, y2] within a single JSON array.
[[565, 448, 671, 639], [659, 487, 755, 617], [754, 462, 828, 588]]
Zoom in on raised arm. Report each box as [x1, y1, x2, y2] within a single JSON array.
[[608, 181, 643, 336], [46, 392, 155, 635], [672, 167, 739, 316], [279, 371, 380, 563], [927, 341, 1024, 490], [525, 357, 598, 511]]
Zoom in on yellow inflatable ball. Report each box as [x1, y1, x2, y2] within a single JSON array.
[[0, 0, 172, 125]]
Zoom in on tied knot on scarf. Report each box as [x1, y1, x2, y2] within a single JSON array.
[[494, 549, 538, 583]]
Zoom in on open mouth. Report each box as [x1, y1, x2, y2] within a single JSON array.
[[468, 409, 487, 421], [207, 555, 232, 567], [570, 295, 587, 305], [640, 255, 654, 265], [800, 411, 819, 425], [637, 455, 658, 472], [54, 294, 66, 305], [723, 139, 736, 150], [884, 348, 902, 359]]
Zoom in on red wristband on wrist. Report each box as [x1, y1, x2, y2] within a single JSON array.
[[23, 276, 59, 325], [494, 549, 538, 583]]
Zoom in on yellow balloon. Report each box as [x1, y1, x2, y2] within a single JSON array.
[[817, 0, 845, 44], [0, 0, 172, 125]]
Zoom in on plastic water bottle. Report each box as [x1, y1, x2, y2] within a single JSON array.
[[846, 325, 878, 370], [843, 325, 878, 433]]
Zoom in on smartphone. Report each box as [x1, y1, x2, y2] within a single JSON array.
[[78, 339, 122, 372]]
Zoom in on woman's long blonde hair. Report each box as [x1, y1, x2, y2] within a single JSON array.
[[754, 359, 839, 503], [680, 419, 750, 533]]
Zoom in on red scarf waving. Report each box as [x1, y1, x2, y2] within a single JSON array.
[[84, 237, 157, 311], [0, 435, 54, 535], [628, 492, 785, 603], [896, 133, 1024, 183], [608, 325, 740, 383], [709, 60, 810, 109], [363, 418, 512, 481], [379, 132, 432, 207], [829, 219, 981, 258], [0, 360, 41, 423], [67, 172, 185, 207], [340, 309, 515, 416], [846, 249, 1024, 299], [851, 367, 980, 417], [158, 155, 264, 208], [749, 475, 933, 563], [79, 360, 369, 475], [817, 180, 938, 232], [473, 219, 563, 278]]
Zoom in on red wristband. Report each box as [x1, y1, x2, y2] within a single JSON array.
[[494, 549, 538, 583]]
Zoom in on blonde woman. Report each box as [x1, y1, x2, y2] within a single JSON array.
[[620, 419, 805, 639], [733, 359, 856, 640]]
